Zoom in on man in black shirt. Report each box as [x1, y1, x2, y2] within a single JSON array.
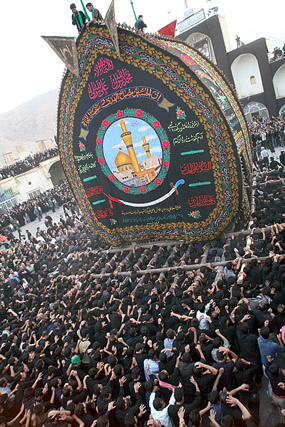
[[168, 385, 201, 426], [234, 359, 260, 425], [70, 3, 86, 33], [135, 15, 147, 32]]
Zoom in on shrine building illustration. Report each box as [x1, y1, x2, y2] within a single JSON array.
[[113, 120, 162, 187]]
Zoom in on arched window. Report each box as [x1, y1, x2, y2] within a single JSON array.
[[231, 54, 263, 98], [250, 75, 256, 85], [273, 64, 285, 99]]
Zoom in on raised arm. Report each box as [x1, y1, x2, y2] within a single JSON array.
[[226, 396, 251, 421]]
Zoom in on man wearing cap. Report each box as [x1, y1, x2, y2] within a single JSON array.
[[70, 3, 86, 33], [86, 2, 103, 26], [69, 354, 86, 380]]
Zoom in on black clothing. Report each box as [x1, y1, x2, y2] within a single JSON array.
[[72, 10, 86, 32], [168, 392, 201, 427], [135, 18, 147, 32], [114, 392, 142, 427], [236, 329, 261, 365]]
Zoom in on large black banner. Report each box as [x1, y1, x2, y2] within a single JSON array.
[[58, 25, 246, 245]]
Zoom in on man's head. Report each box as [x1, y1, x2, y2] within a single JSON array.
[[70, 3, 77, 12], [174, 388, 184, 404], [153, 397, 165, 411], [239, 322, 249, 334], [221, 415, 234, 427], [269, 363, 279, 375], [158, 370, 169, 383], [86, 2, 93, 11], [235, 359, 245, 371], [116, 396, 130, 411], [189, 409, 201, 426], [258, 300, 267, 311], [138, 15, 143, 20], [260, 326, 270, 339], [217, 350, 226, 362], [96, 416, 109, 427]]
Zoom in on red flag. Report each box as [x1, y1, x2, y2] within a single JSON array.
[[158, 20, 177, 37], [184, 0, 188, 7]]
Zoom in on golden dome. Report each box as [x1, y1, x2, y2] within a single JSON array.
[[115, 150, 132, 168]]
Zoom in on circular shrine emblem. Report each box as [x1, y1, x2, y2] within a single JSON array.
[[96, 108, 170, 195]]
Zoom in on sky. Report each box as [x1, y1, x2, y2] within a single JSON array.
[[0, 0, 284, 115]]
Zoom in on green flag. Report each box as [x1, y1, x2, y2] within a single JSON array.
[[80, 0, 90, 20]]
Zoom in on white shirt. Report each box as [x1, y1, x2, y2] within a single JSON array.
[[260, 149, 269, 159], [196, 303, 211, 330], [149, 391, 175, 427]]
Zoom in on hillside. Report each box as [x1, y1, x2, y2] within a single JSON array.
[[0, 89, 58, 166]]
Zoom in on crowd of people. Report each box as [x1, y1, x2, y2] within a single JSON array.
[[248, 116, 285, 170], [270, 45, 285, 63], [0, 122, 283, 426], [0, 182, 79, 237], [0, 148, 58, 181], [70, 3, 103, 33]]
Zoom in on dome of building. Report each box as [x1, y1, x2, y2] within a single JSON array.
[[115, 150, 132, 168]]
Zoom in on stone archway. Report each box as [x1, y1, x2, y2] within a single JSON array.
[[186, 32, 217, 63], [48, 160, 66, 186], [244, 102, 269, 122], [273, 64, 285, 99]]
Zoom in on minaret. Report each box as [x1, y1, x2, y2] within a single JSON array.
[[142, 136, 151, 158], [120, 120, 140, 173]]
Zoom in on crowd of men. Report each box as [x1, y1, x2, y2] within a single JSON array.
[[0, 182, 79, 235], [270, 45, 285, 63], [0, 126, 284, 426], [0, 148, 59, 181], [248, 116, 285, 170]]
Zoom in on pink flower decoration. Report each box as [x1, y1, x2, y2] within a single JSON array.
[[109, 174, 115, 181], [162, 140, 170, 148], [136, 109, 143, 117], [123, 186, 129, 193], [103, 120, 109, 127], [79, 143, 84, 148], [177, 109, 183, 116], [96, 138, 102, 145], [140, 186, 146, 193], [153, 121, 160, 128], [163, 161, 169, 168], [98, 157, 104, 164], [117, 111, 123, 118], [155, 178, 162, 185], [192, 212, 197, 217]]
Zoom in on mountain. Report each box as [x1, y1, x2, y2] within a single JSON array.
[[0, 89, 58, 166]]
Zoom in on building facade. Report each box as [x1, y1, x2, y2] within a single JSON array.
[[177, 13, 285, 121], [0, 155, 65, 211]]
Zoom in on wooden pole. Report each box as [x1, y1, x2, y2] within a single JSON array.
[[102, 223, 285, 254], [90, 254, 284, 279]]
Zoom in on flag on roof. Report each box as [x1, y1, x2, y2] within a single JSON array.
[[158, 20, 177, 37]]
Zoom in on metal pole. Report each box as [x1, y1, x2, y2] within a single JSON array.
[[130, 0, 137, 21]]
